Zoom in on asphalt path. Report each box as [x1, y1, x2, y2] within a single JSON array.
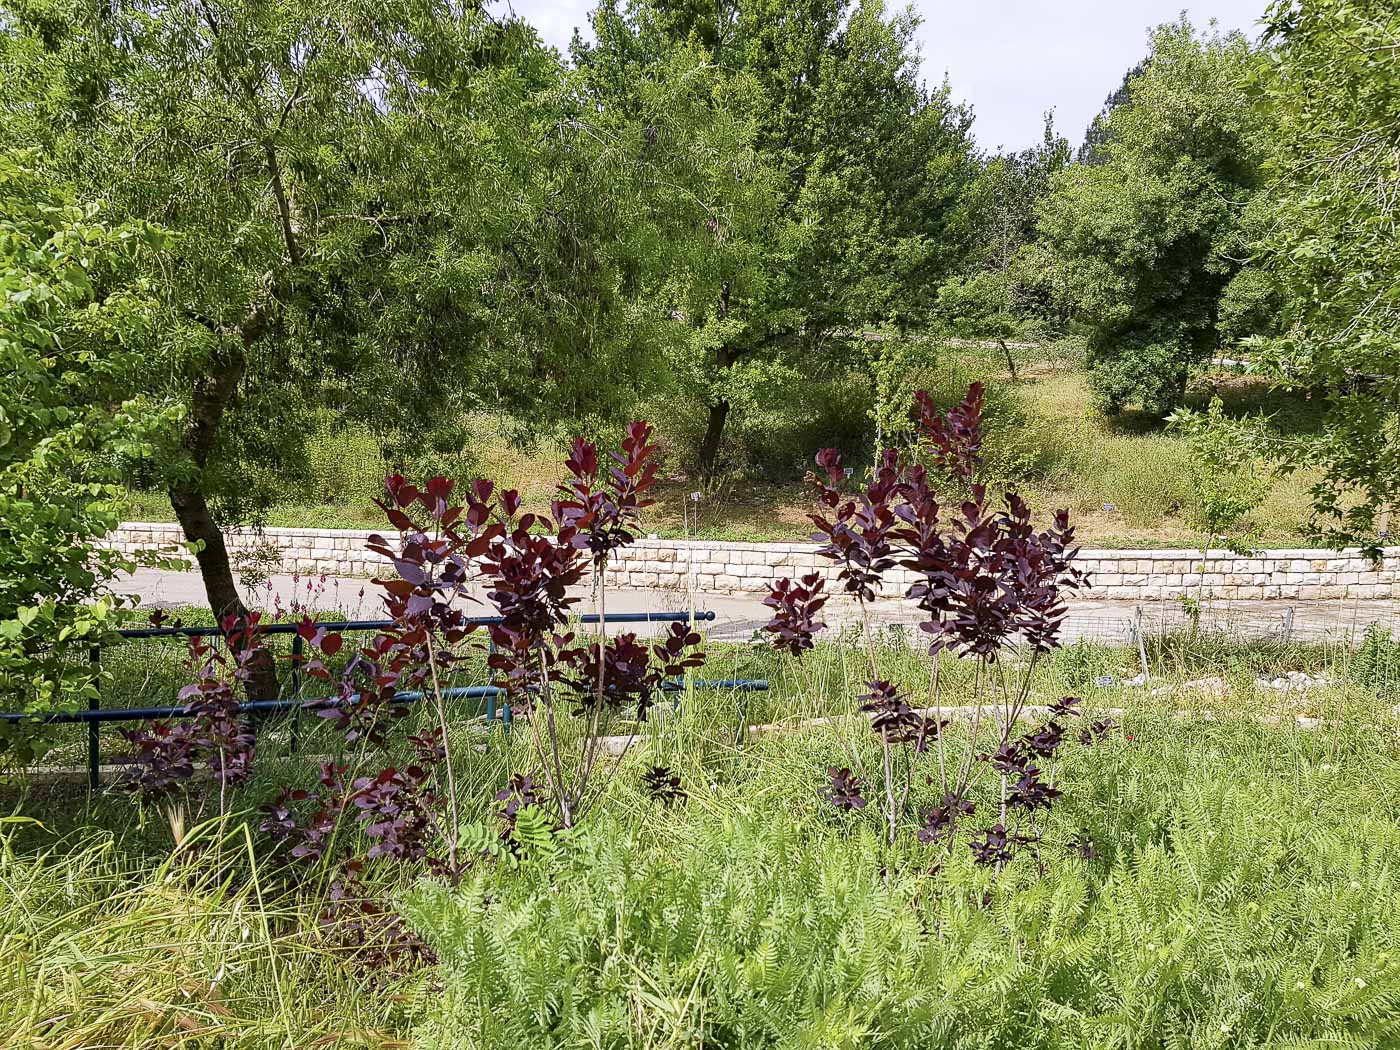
[[115, 568, 1399, 645]]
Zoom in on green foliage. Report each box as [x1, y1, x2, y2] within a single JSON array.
[[1349, 624, 1400, 697], [405, 716, 1400, 1047], [1169, 395, 1273, 553], [936, 270, 1016, 341], [0, 156, 176, 758], [11, 617, 1400, 1045], [868, 335, 940, 458], [1250, 0, 1400, 547], [1042, 19, 1268, 415], [728, 370, 873, 480], [645, 368, 873, 482], [967, 116, 1073, 274], [580, 0, 978, 477], [944, 114, 1073, 337], [457, 805, 567, 869], [1, 0, 761, 628]]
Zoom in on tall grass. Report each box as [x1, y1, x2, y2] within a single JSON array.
[[7, 626, 1400, 1047], [0, 817, 427, 1048], [117, 358, 1335, 547]]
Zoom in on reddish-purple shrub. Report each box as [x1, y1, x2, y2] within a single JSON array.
[[784, 384, 1094, 863], [120, 619, 260, 807], [119, 419, 702, 962], [823, 766, 868, 811], [917, 793, 975, 845], [259, 761, 350, 863], [555, 422, 659, 563], [806, 448, 902, 602], [496, 773, 546, 825], [916, 382, 985, 482], [351, 765, 437, 863], [641, 765, 686, 805], [762, 573, 828, 656], [471, 434, 701, 827]]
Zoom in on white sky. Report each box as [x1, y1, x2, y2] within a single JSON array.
[[495, 1, 1271, 153]]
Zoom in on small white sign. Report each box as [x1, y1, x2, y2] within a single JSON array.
[[1093, 674, 1116, 687]]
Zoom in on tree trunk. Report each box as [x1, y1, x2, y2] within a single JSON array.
[[169, 485, 245, 620], [696, 286, 734, 482], [167, 485, 278, 700], [169, 310, 280, 701], [998, 338, 1018, 383], [697, 397, 730, 482]]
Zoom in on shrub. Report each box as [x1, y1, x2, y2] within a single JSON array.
[[1169, 395, 1273, 554], [0, 157, 175, 763], [914, 357, 1063, 493], [764, 384, 1093, 856], [122, 422, 705, 907], [1350, 624, 1400, 697]]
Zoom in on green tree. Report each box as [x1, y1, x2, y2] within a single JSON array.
[[0, 156, 170, 757], [1077, 58, 1149, 165], [966, 114, 1072, 278], [579, 0, 977, 479], [1251, 0, 1400, 547], [1041, 19, 1267, 415], [2, 1, 735, 690], [938, 114, 1073, 367]]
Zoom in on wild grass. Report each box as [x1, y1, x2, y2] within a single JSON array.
[[6, 626, 1400, 1047], [118, 355, 1332, 548], [0, 818, 429, 1048]]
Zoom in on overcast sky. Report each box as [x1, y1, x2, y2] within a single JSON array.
[[495, 1, 1271, 153]]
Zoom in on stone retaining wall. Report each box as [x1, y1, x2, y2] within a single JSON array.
[[107, 523, 1400, 602]]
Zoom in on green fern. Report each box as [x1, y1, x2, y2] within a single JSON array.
[[398, 707, 1400, 1048]]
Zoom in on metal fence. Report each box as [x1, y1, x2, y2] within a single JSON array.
[[1, 610, 768, 789]]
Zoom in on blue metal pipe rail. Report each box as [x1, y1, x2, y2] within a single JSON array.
[[111, 610, 716, 639], [1, 611, 768, 789], [5, 680, 770, 727]]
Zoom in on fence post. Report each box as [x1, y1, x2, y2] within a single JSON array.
[[289, 633, 303, 755], [87, 645, 101, 791], [486, 635, 497, 725], [1133, 606, 1150, 682], [1282, 606, 1295, 646]]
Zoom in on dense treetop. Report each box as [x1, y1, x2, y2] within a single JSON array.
[[0, 0, 1396, 706]]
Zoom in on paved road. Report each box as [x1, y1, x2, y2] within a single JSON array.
[[115, 568, 1398, 645]]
